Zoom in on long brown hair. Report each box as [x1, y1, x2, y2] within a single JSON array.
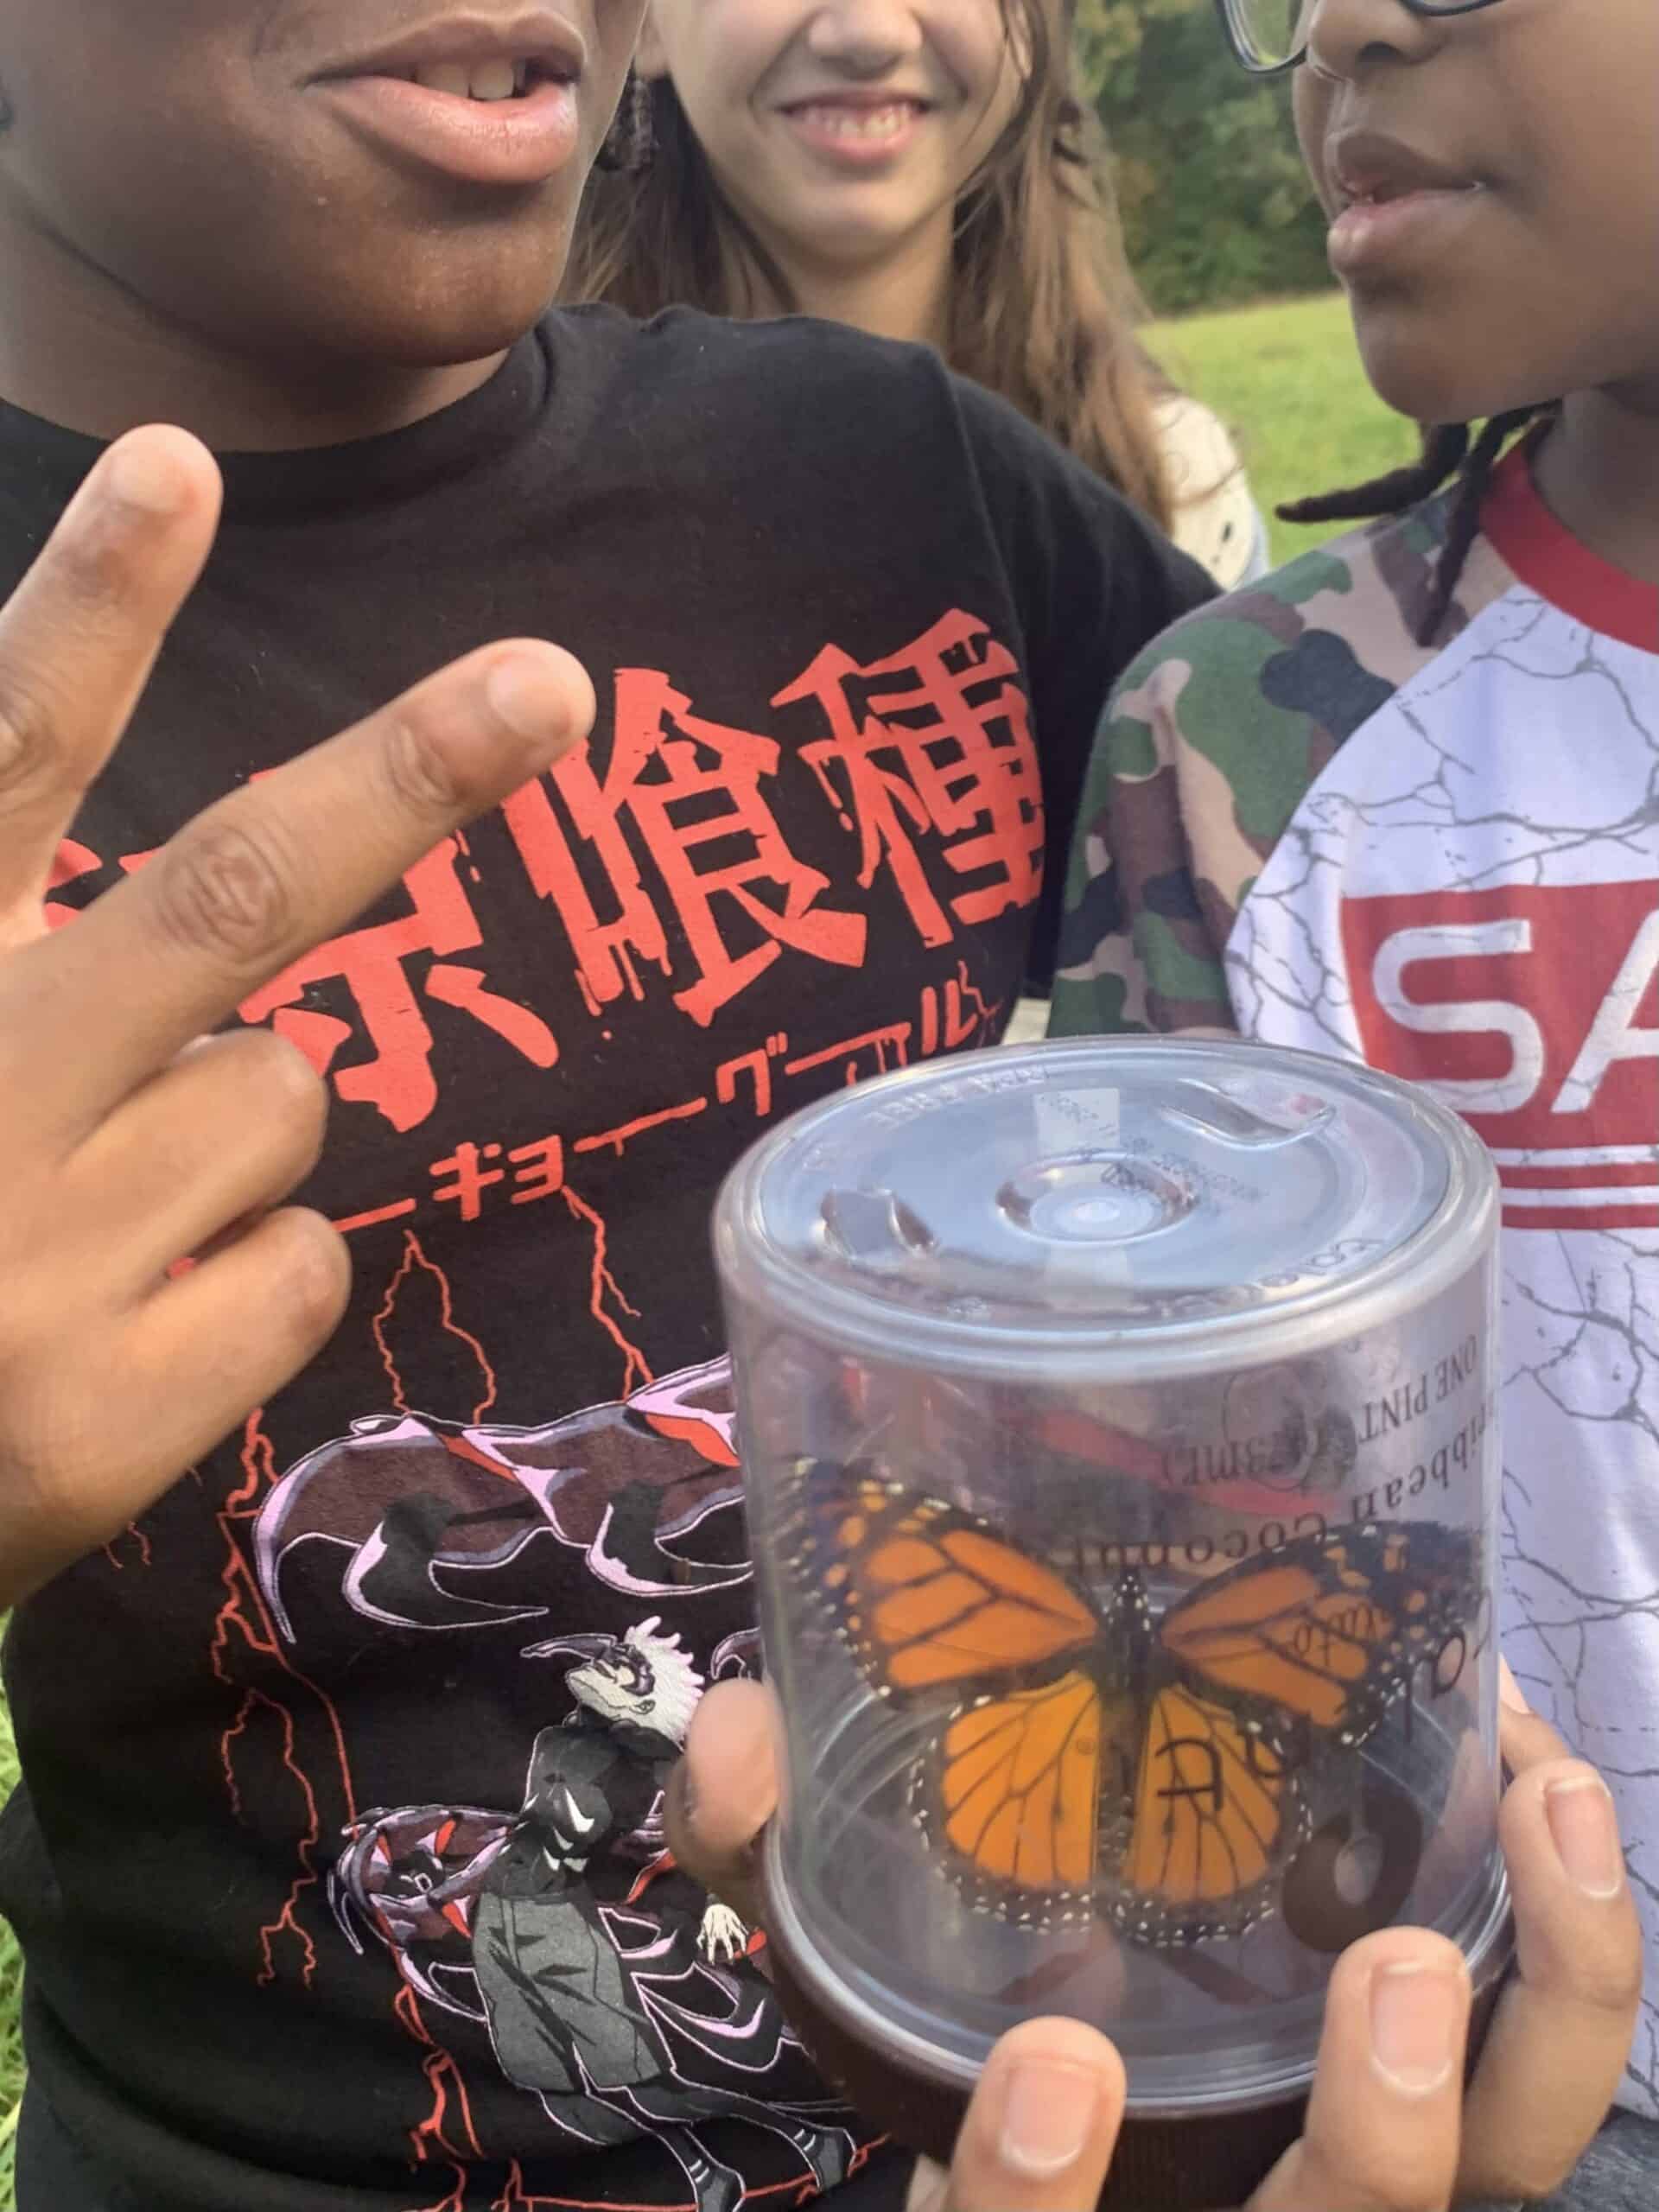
[[563, 0, 1175, 532]]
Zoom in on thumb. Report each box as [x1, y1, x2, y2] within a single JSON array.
[[663, 1678, 779, 1925], [910, 2018, 1127, 2212]]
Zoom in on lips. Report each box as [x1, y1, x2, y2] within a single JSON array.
[[317, 11, 587, 92], [1324, 128, 1487, 279], [1330, 129, 1482, 209], [311, 11, 587, 188]]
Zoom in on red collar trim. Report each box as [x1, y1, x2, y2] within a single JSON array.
[[1481, 442, 1659, 656]]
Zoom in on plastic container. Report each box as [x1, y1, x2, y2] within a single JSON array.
[[714, 1039, 1510, 2192]]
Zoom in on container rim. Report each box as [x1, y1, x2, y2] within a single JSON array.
[[713, 1039, 1498, 1383]]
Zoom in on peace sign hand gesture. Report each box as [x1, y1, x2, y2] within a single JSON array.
[[0, 425, 593, 1605]]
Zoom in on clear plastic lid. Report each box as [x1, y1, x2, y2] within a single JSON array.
[[715, 1038, 1497, 1381]]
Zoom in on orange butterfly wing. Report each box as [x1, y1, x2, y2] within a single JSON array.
[[813, 1474, 1099, 1692], [1158, 1522, 1478, 1745], [923, 1669, 1134, 1910], [802, 1472, 1124, 1916], [1110, 1684, 1293, 1942]]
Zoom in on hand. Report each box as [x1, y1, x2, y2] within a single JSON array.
[[0, 425, 594, 1605], [698, 1900, 749, 1965], [668, 1676, 1641, 2209]]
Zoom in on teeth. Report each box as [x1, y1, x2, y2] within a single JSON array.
[[414, 61, 473, 97], [794, 102, 915, 141], [410, 57, 534, 100], [469, 58, 518, 100]]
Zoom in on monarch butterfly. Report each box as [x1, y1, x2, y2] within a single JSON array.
[[791, 1467, 1479, 1948]]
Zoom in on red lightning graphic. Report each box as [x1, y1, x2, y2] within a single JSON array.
[[102, 1520, 154, 1571], [412, 2166, 467, 2212], [951, 958, 996, 1033], [396, 1984, 485, 2174], [489, 2174, 691, 2211], [212, 1411, 362, 1988], [559, 1184, 653, 1397], [373, 1230, 499, 1421]]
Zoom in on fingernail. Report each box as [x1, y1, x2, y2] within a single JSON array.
[[1498, 1657, 1529, 1713], [486, 652, 572, 741], [997, 2059, 1100, 2179], [1546, 1777, 1624, 1898], [1369, 1962, 1461, 2095], [105, 435, 188, 516]]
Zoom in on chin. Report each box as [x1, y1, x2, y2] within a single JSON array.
[[1352, 307, 1551, 433], [303, 248, 569, 369], [372, 294, 556, 366]]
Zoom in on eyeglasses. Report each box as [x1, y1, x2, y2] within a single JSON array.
[[1214, 0, 1506, 76]]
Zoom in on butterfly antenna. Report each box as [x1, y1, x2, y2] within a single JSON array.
[[841, 1409, 899, 1479]]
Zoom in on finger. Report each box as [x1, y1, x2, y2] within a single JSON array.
[[926, 2018, 1125, 2212], [664, 1679, 779, 1924], [67, 1029, 327, 1287], [1498, 1657, 1578, 1775], [16, 637, 596, 1136], [0, 428, 220, 937], [1457, 1757, 1641, 2202], [0, 1205, 349, 1605], [1250, 1929, 1469, 2212]]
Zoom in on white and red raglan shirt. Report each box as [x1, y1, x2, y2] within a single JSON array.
[[1053, 441, 1659, 2113]]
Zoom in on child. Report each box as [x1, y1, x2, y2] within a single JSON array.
[[0, 3, 1215, 2208], [1052, 0, 1659, 2193], [0, 2, 1632, 2209], [563, 0, 1271, 588]]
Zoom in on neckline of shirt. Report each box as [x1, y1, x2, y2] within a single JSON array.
[[1483, 440, 1659, 657], [0, 322, 553, 528]]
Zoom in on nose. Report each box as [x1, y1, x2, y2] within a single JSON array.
[[803, 0, 925, 73], [1302, 0, 1452, 78]]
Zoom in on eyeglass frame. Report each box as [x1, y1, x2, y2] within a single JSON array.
[[1213, 0, 1508, 77]]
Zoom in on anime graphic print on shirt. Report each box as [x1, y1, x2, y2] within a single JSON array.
[[1052, 445, 1659, 2113], [257, 1356, 854, 2212]]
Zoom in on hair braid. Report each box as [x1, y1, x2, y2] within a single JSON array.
[[1278, 405, 1555, 646], [1279, 423, 1470, 531]]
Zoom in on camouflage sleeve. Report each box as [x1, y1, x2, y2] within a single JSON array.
[[1047, 542, 1376, 1040], [1046, 636, 1235, 1038]]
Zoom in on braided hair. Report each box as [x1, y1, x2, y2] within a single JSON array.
[[1281, 404, 1557, 645]]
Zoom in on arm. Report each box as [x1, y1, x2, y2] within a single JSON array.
[[949, 373, 1217, 999], [1047, 626, 1244, 1039]]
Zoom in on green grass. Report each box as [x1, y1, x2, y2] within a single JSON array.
[[0, 293, 1408, 2212], [1147, 289, 1419, 569]]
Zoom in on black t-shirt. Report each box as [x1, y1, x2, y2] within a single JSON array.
[[0, 308, 1211, 2211]]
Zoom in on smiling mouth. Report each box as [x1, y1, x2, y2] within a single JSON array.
[[782, 99, 929, 142]]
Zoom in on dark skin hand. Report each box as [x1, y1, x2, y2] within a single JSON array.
[[0, 427, 595, 1605], [667, 1667, 1641, 2211]]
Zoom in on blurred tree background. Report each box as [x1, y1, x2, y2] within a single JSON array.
[[1074, 0, 1330, 314]]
